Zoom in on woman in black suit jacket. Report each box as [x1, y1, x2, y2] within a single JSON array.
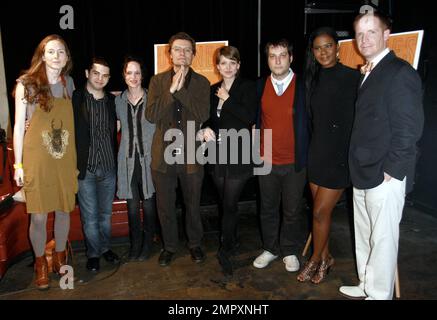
[[198, 46, 257, 276], [297, 27, 360, 284]]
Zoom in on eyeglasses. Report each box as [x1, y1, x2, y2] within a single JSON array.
[[312, 43, 335, 52], [171, 46, 193, 54]]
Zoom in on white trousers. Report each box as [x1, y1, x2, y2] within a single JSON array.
[[353, 177, 406, 300]]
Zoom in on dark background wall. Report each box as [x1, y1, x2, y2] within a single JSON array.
[[390, 1, 437, 215], [1, 0, 260, 94], [1, 0, 436, 215]]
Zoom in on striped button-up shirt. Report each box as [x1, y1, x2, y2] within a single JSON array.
[[85, 91, 115, 174]]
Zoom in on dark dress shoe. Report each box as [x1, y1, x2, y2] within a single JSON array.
[[128, 252, 140, 262], [127, 246, 141, 262], [86, 257, 100, 272], [137, 251, 151, 262], [190, 247, 205, 264], [138, 246, 152, 261], [217, 249, 233, 276], [102, 250, 120, 264], [158, 250, 174, 267]]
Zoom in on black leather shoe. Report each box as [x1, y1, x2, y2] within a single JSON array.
[[158, 250, 174, 267], [190, 247, 205, 264], [137, 251, 151, 262], [102, 250, 120, 264], [138, 246, 152, 262], [127, 245, 142, 262], [128, 251, 140, 262], [86, 257, 100, 272], [217, 249, 233, 276]]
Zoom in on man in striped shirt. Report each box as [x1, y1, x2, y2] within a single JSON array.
[[73, 57, 119, 272]]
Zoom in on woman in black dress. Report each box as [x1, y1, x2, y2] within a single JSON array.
[[198, 46, 257, 276], [297, 27, 360, 284]]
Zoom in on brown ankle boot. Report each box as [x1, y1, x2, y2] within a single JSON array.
[[53, 250, 67, 275], [34, 256, 49, 290]]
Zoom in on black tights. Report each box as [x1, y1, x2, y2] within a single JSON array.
[[126, 154, 157, 253], [212, 174, 249, 254]]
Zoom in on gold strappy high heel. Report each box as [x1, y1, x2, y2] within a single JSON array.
[[311, 255, 335, 284], [297, 260, 319, 282]]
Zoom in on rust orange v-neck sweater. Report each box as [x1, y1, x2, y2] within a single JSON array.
[[261, 77, 296, 165]]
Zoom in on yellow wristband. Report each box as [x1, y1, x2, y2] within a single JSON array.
[[13, 163, 23, 169]]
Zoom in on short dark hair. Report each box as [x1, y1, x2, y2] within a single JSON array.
[[168, 32, 196, 55], [87, 57, 110, 72], [215, 46, 241, 65], [353, 11, 393, 31], [122, 55, 145, 75], [304, 27, 340, 110], [122, 55, 146, 85], [265, 39, 293, 56], [309, 27, 339, 49]]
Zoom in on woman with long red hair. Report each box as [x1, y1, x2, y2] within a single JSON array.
[[13, 34, 77, 290]]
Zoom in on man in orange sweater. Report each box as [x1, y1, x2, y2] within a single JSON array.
[[253, 39, 310, 273]]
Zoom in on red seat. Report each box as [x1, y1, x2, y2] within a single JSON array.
[[0, 142, 130, 279]]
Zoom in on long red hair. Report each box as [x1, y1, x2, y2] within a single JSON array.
[[14, 34, 72, 112]]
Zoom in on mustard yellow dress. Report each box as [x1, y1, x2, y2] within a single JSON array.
[[23, 80, 78, 213]]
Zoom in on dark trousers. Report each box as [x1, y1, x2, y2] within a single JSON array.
[[152, 165, 204, 253], [258, 164, 306, 256], [127, 153, 157, 254], [212, 174, 249, 254]]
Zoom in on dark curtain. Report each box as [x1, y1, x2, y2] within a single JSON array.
[[260, 0, 305, 75], [0, 0, 260, 116], [2, 0, 437, 213], [391, 2, 437, 214]]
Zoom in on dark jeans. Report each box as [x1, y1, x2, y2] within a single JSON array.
[[78, 167, 116, 258], [212, 174, 249, 254], [152, 165, 204, 253], [258, 164, 306, 256], [127, 154, 156, 253]]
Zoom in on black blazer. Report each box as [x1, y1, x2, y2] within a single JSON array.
[[255, 74, 310, 172], [72, 88, 118, 180], [349, 51, 424, 193], [204, 76, 257, 178]]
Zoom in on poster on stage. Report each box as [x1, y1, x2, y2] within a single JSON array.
[[154, 40, 228, 84], [339, 30, 424, 70]]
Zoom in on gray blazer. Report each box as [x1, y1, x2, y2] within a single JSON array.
[[115, 90, 156, 199]]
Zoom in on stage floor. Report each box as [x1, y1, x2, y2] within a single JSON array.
[[0, 200, 436, 300]]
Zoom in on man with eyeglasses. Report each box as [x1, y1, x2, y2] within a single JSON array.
[[73, 57, 120, 272], [146, 32, 210, 267]]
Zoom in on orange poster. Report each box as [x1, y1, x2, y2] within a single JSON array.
[[154, 40, 228, 84], [338, 30, 424, 70]]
